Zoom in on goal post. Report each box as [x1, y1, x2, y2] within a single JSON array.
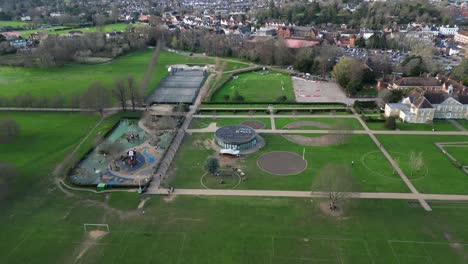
[[83, 223, 110, 232]]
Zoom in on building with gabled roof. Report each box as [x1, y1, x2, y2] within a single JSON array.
[[385, 90, 468, 123]]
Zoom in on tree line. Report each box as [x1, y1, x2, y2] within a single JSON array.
[[0, 75, 145, 110], [257, 0, 458, 29]]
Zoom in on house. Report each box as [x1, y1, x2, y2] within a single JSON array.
[[0, 31, 21, 41], [9, 39, 29, 48], [277, 26, 292, 38], [439, 25, 459, 35], [455, 30, 468, 44], [384, 91, 468, 123], [390, 77, 442, 91]]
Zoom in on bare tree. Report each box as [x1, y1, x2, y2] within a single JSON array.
[[330, 120, 353, 144], [408, 151, 424, 177], [311, 164, 360, 211], [127, 75, 142, 111], [0, 162, 19, 201], [110, 4, 120, 23], [0, 118, 20, 144], [80, 82, 111, 116], [113, 79, 127, 111]]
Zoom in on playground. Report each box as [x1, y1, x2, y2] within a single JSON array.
[[69, 119, 166, 187]]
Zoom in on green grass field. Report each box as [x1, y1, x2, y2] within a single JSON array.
[[275, 117, 363, 130], [3, 195, 468, 264], [366, 119, 460, 131], [1, 112, 468, 263], [211, 71, 295, 103], [168, 133, 409, 192], [378, 135, 468, 194], [189, 117, 272, 129], [0, 20, 30, 28], [444, 146, 468, 165], [0, 112, 100, 186], [0, 50, 216, 104], [456, 119, 468, 130], [16, 23, 143, 37]]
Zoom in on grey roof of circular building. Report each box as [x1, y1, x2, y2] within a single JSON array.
[[215, 125, 257, 144]]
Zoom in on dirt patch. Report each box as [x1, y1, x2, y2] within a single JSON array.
[[283, 134, 343, 146], [319, 201, 345, 217], [444, 232, 468, 260], [257, 151, 307, 175], [74, 230, 108, 263], [137, 197, 150, 209], [193, 138, 214, 150], [241, 120, 265, 129], [163, 194, 177, 203], [284, 121, 331, 130], [218, 154, 241, 168], [80, 199, 140, 220]]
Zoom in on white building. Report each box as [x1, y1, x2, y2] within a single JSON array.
[[439, 25, 459, 35], [385, 93, 468, 123]]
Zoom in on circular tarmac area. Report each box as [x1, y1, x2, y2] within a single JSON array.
[[257, 151, 307, 176]]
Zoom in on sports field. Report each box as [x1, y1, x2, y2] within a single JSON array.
[[378, 135, 468, 194], [211, 71, 295, 103], [167, 133, 409, 192], [2, 195, 468, 264], [0, 112, 468, 263], [275, 117, 363, 130]]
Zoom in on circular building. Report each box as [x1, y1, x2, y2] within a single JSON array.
[[215, 125, 257, 150]]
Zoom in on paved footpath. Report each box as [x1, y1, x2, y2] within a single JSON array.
[[351, 108, 433, 211], [187, 127, 468, 136], [146, 188, 468, 202]]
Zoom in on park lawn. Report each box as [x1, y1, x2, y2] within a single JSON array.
[[50, 23, 143, 35], [456, 119, 468, 130], [199, 104, 347, 109], [444, 146, 468, 165], [189, 117, 272, 129], [398, 120, 460, 131], [367, 119, 460, 131], [1, 112, 468, 263], [168, 133, 409, 193], [17, 23, 142, 37], [211, 71, 295, 103], [0, 50, 216, 104], [2, 194, 468, 263], [197, 110, 270, 116], [200, 104, 269, 109], [0, 112, 100, 180], [18, 26, 69, 37], [377, 135, 468, 194], [275, 117, 363, 130], [0, 20, 30, 28]]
